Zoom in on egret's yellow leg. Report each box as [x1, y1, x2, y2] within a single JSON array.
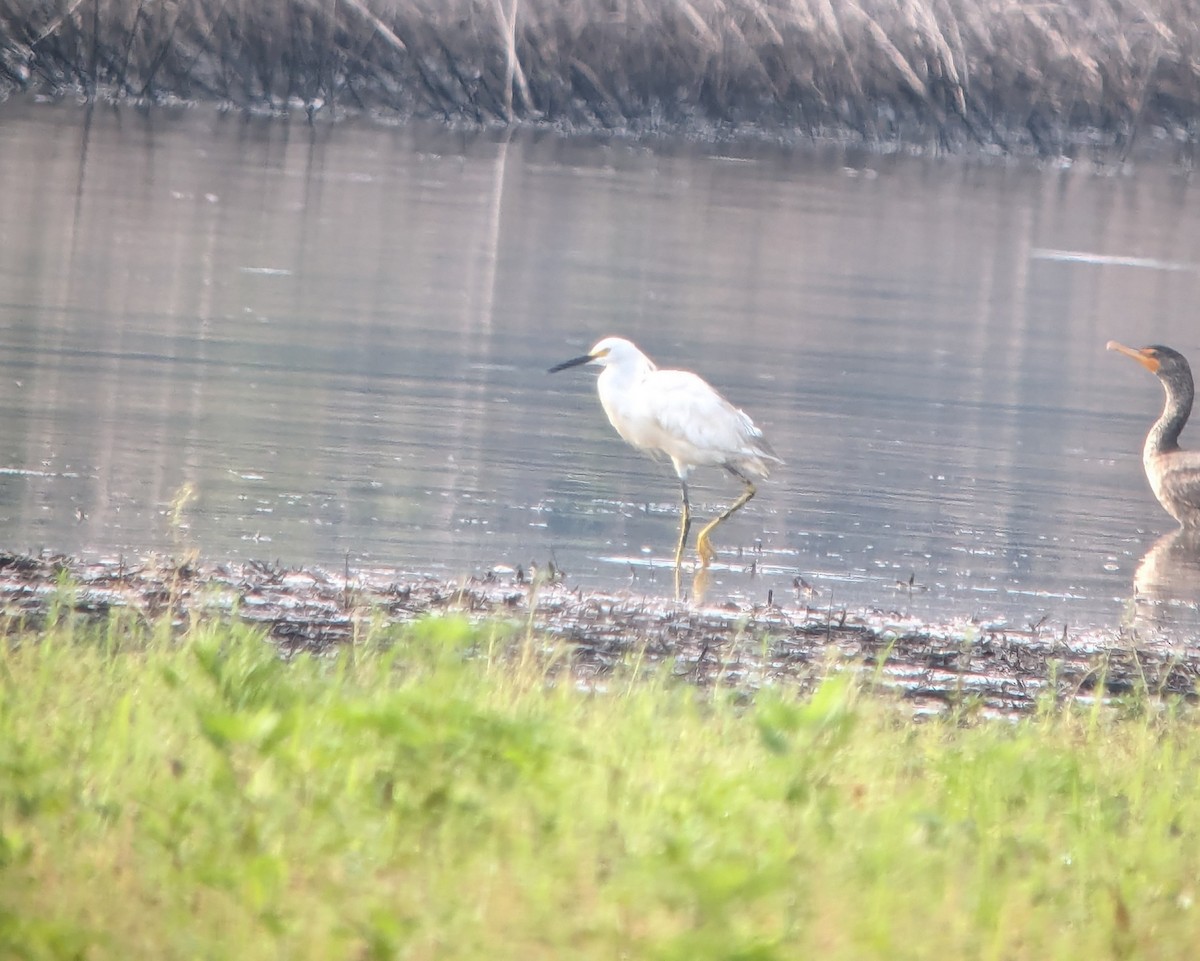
[[695, 470, 757, 568], [673, 480, 692, 569]]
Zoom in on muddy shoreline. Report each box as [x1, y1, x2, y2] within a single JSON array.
[[3, 551, 1195, 716], [3, 0, 1200, 159]]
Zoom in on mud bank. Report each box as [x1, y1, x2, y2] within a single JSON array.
[[2, 1, 1200, 157], [2, 551, 1195, 716]]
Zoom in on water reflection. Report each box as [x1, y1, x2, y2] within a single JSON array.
[[0, 101, 1199, 631], [1131, 529, 1200, 630]]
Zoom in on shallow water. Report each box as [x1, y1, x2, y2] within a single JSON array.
[[1, 101, 1199, 631]]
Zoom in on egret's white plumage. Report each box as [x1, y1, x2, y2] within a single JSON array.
[[549, 336, 781, 569]]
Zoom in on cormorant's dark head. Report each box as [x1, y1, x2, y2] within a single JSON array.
[[1107, 341, 1194, 392]]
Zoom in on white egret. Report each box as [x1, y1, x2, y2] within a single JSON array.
[[549, 336, 782, 569]]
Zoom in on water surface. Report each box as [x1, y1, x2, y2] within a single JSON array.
[[2, 101, 1199, 632]]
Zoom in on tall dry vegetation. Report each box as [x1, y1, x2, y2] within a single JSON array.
[[2, 0, 1199, 151]]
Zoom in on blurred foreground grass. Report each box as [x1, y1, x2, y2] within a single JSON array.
[[2, 610, 1199, 960]]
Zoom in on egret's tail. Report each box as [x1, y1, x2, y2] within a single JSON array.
[[737, 435, 783, 478]]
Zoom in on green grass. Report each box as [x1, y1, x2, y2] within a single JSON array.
[[1, 610, 1199, 960]]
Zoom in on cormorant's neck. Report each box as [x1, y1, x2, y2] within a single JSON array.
[[1147, 375, 1193, 455]]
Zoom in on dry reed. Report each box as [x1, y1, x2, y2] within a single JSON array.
[[2, 0, 1199, 153]]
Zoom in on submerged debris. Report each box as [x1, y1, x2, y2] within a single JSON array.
[[0, 550, 1195, 716]]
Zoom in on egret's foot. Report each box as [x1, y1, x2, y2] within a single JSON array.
[[696, 531, 716, 568]]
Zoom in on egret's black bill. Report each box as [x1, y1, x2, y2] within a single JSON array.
[[548, 353, 593, 374]]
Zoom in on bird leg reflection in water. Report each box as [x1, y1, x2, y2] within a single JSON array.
[[549, 337, 782, 576]]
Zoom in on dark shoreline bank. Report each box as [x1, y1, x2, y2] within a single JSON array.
[[2, 0, 1200, 160], [3, 551, 1195, 716]]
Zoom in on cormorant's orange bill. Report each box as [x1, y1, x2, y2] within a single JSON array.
[[1107, 340, 1161, 374]]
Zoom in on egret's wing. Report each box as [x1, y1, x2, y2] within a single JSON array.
[[643, 369, 774, 466]]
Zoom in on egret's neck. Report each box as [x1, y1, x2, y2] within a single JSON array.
[[597, 358, 653, 399], [596, 357, 655, 428], [1146, 377, 1193, 458]]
